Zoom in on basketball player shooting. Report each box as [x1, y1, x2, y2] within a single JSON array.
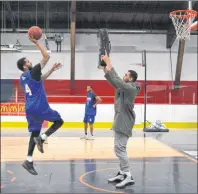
[[17, 34, 64, 175], [100, 55, 140, 188]]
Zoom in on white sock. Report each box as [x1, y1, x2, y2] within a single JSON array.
[[27, 156, 32, 162], [124, 171, 131, 177], [41, 133, 47, 141]]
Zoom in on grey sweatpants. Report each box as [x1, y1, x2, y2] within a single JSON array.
[[114, 131, 130, 172]]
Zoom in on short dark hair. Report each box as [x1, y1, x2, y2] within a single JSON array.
[[128, 70, 138, 82], [17, 57, 26, 71]]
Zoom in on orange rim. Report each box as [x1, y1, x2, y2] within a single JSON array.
[[170, 9, 197, 19]]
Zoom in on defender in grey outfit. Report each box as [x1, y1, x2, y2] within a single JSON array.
[[101, 55, 140, 188]]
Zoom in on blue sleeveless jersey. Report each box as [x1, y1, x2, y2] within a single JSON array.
[[85, 92, 96, 116], [20, 71, 49, 113]]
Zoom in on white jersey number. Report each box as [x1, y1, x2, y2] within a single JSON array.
[[25, 84, 32, 96]]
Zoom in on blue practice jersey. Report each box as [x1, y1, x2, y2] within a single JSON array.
[[20, 70, 49, 113], [85, 92, 96, 116]]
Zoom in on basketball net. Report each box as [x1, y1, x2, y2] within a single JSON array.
[[170, 10, 197, 40]]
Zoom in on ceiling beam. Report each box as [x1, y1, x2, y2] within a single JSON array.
[[149, 2, 159, 30], [3, 2, 178, 14], [0, 21, 169, 31], [191, 1, 197, 9], [5, 1, 16, 32], [44, 1, 50, 31], [76, 2, 183, 13], [0, 28, 167, 34]]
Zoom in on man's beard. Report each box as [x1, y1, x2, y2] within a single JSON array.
[[28, 66, 32, 71]]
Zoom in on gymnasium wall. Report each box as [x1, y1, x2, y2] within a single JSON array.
[[1, 52, 197, 81], [1, 104, 197, 129], [1, 33, 197, 129], [1, 33, 197, 80]]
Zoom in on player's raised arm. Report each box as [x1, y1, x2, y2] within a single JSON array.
[[41, 63, 62, 81], [28, 34, 50, 69]]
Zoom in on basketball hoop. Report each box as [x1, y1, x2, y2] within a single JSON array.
[[170, 9, 197, 40]]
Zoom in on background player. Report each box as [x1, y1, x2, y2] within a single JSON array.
[[81, 85, 102, 140], [101, 55, 140, 188], [17, 34, 64, 175]]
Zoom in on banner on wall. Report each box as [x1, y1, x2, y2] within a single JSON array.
[[0, 103, 25, 116]]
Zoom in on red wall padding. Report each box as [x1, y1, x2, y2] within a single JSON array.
[[13, 80, 197, 104]]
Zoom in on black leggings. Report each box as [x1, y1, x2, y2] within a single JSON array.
[[45, 119, 64, 137], [27, 131, 40, 156], [27, 119, 64, 156]]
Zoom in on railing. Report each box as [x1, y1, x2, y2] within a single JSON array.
[[1, 79, 197, 104], [11, 85, 198, 105]]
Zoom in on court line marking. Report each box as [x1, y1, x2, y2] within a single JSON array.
[[151, 138, 198, 163], [1, 160, 195, 165], [79, 168, 124, 193], [7, 170, 13, 174], [10, 177, 16, 182], [1, 169, 16, 189], [183, 151, 197, 159], [173, 148, 197, 163]]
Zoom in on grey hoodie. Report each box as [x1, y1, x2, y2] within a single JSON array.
[[104, 67, 141, 137]]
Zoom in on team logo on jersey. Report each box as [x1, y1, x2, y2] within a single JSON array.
[[86, 97, 92, 102], [21, 76, 26, 80]]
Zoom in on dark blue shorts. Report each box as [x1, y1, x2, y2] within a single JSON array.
[[26, 107, 61, 132], [83, 115, 95, 124]]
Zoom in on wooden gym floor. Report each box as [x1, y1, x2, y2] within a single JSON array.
[[1, 130, 197, 193]]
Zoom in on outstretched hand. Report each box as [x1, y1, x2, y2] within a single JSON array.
[[52, 63, 62, 71], [28, 35, 38, 44], [101, 55, 112, 71]]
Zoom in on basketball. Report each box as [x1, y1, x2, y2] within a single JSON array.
[[28, 26, 42, 40]]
